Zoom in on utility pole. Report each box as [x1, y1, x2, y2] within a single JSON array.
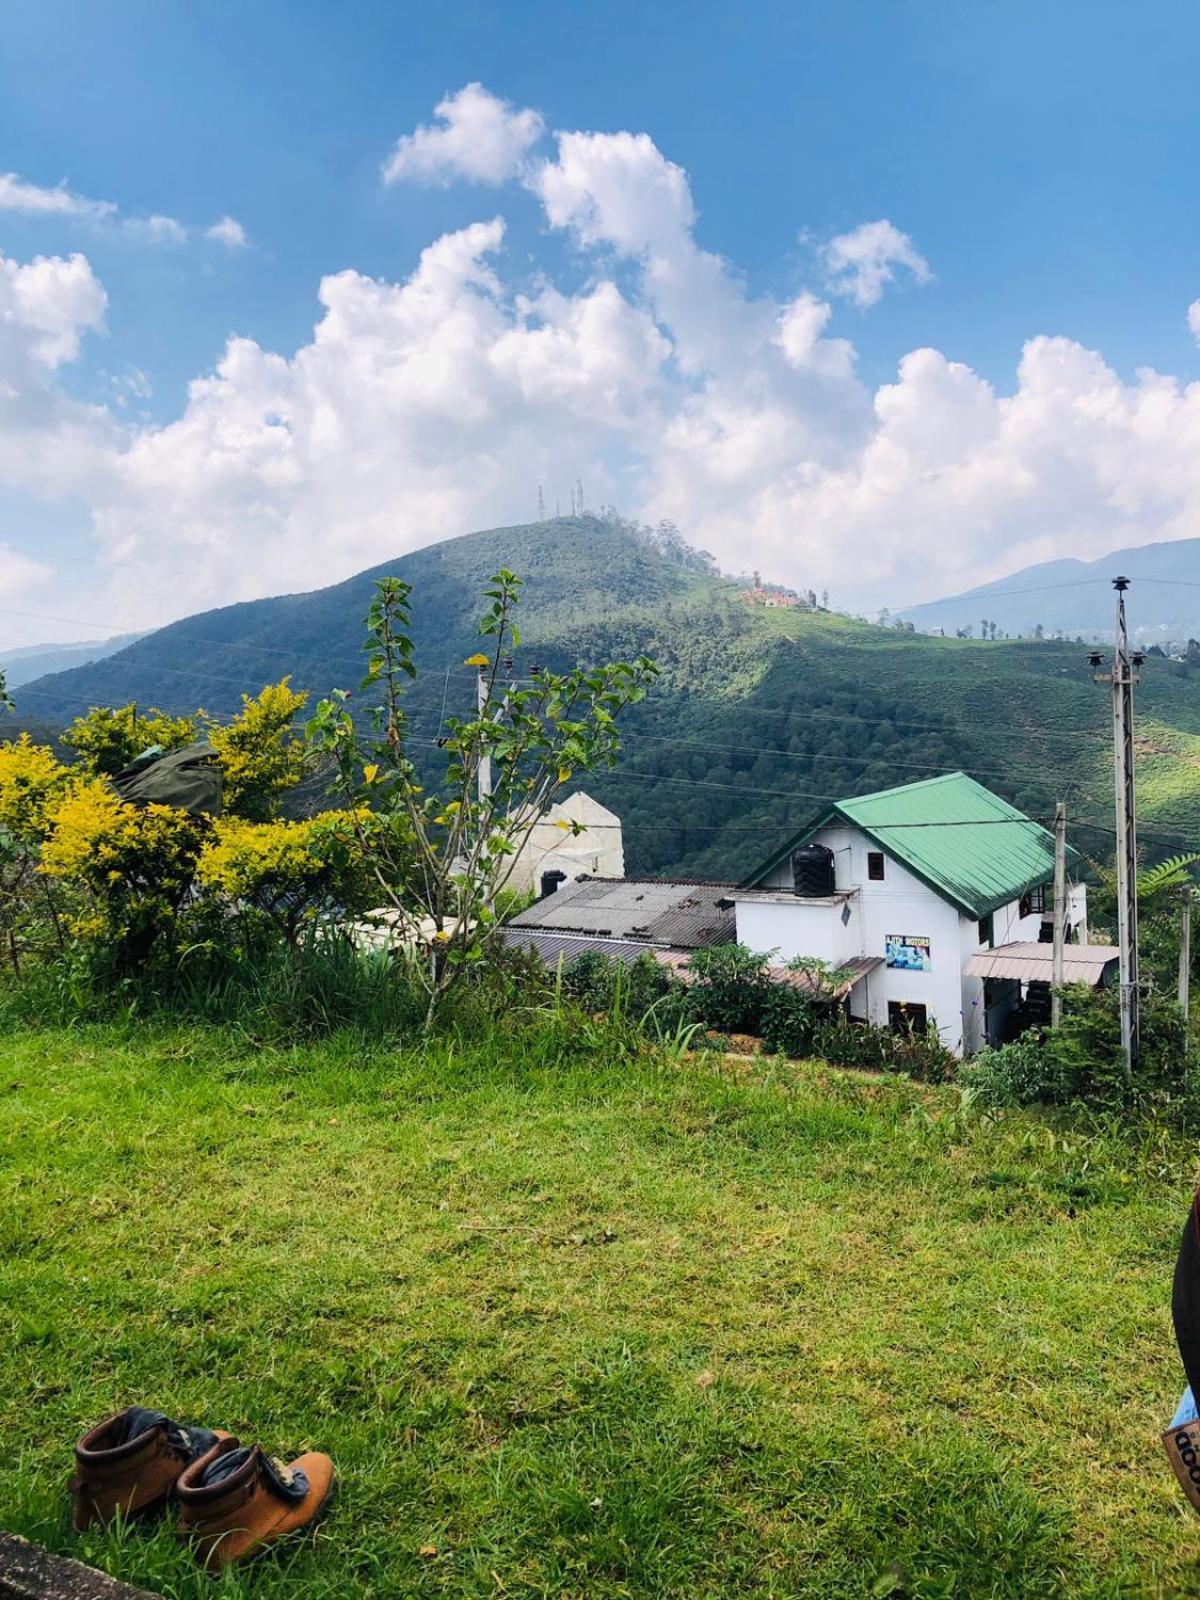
[[1090, 577, 1143, 1080], [476, 666, 492, 805], [1051, 801, 1067, 1028], [1181, 885, 1192, 1025]]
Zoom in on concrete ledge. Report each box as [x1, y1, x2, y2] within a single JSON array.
[[0, 1535, 159, 1600]]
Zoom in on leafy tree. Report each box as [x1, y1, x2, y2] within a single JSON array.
[[306, 569, 657, 1027]]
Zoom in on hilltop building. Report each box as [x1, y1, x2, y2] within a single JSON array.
[[735, 772, 1111, 1056]]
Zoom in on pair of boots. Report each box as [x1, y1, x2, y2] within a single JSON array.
[[69, 1407, 334, 1571]]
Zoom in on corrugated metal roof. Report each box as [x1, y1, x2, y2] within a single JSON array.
[[745, 772, 1076, 920], [501, 929, 678, 967], [509, 878, 736, 949], [965, 941, 1120, 985]]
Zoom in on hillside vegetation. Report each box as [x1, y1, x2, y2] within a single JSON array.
[[9, 516, 1200, 878], [3, 1021, 1197, 1599]]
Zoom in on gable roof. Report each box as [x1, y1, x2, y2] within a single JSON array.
[[743, 772, 1075, 920]]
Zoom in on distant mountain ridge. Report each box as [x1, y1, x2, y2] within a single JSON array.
[[7, 515, 1200, 877], [0, 632, 146, 691], [897, 538, 1200, 641]]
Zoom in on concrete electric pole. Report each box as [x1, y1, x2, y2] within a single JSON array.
[[1090, 577, 1143, 1081], [1181, 885, 1192, 1027], [1051, 801, 1067, 1028], [477, 665, 492, 805]]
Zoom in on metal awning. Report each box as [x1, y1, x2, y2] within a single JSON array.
[[965, 942, 1120, 986]]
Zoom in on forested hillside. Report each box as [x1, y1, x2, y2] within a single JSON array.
[[8, 515, 1200, 878]]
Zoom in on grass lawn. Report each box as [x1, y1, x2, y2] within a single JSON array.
[[3, 1021, 1200, 1598]]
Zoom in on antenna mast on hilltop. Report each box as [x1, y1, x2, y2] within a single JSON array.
[[576, 478, 584, 516], [537, 485, 545, 521]]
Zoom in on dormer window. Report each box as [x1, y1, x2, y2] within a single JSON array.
[[867, 851, 885, 881]]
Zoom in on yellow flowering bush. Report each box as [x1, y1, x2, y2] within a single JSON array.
[[0, 736, 72, 842], [195, 810, 365, 944], [208, 679, 308, 821], [0, 737, 75, 973], [64, 705, 198, 777], [41, 778, 205, 971]]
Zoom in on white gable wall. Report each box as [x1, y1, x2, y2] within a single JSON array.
[[814, 822, 967, 1053]]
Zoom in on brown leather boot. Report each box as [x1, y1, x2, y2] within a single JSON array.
[[176, 1436, 335, 1569], [69, 1408, 227, 1531]]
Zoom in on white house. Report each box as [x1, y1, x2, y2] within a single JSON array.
[[504, 790, 625, 897], [734, 772, 1112, 1056]]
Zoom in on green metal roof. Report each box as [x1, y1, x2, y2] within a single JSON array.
[[744, 771, 1074, 919]]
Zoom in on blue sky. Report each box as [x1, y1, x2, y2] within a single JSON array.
[[3, 0, 1200, 644]]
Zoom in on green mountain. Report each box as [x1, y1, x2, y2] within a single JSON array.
[[8, 515, 1200, 877]]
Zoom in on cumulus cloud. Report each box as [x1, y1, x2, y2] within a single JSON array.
[[0, 249, 116, 499], [382, 83, 544, 187], [206, 215, 248, 249], [8, 94, 1200, 633], [823, 219, 932, 308]]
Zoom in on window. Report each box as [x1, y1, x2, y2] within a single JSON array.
[[1019, 886, 1046, 919], [888, 1001, 928, 1035], [978, 914, 993, 946], [867, 851, 885, 881]]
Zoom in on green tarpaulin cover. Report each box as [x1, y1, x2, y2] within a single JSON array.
[[112, 743, 223, 817]]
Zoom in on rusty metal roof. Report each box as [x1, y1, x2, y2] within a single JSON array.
[[965, 942, 1120, 985], [502, 929, 678, 967], [509, 878, 736, 949]]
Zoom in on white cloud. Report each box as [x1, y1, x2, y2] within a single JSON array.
[[1189, 299, 1200, 345], [0, 249, 116, 500], [823, 219, 932, 308], [206, 216, 249, 249], [9, 97, 1200, 636], [0, 172, 117, 222], [126, 214, 188, 247], [382, 83, 544, 187], [0, 170, 246, 252]]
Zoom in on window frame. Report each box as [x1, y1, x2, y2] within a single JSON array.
[[888, 1000, 928, 1035], [866, 851, 886, 882]]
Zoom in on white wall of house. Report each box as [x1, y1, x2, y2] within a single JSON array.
[[737, 820, 1087, 1057], [506, 791, 624, 895]]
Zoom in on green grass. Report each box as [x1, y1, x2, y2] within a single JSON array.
[[3, 1022, 1200, 1598]]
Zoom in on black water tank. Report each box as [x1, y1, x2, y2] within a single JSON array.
[[791, 844, 835, 897], [540, 869, 568, 900]]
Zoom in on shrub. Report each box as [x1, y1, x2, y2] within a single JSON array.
[[64, 705, 198, 777], [40, 779, 206, 976], [195, 810, 370, 947], [759, 983, 817, 1058], [207, 679, 309, 821], [959, 1035, 1078, 1109], [684, 944, 772, 1035], [812, 1013, 955, 1084]]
